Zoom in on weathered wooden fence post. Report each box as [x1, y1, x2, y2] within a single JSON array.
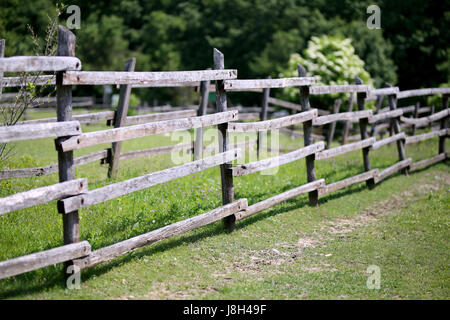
[[55, 26, 81, 277], [386, 83, 409, 175], [298, 64, 318, 206], [107, 58, 136, 178], [257, 77, 270, 158], [194, 77, 210, 160], [439, 94, 449, 154], [341, 93, 354, 144], [214, 48, 235, 229], [411, 101, 420, 135], [356, 77, 375, 189], [326, 98, 341, 149], [370, 95, 384, 137]]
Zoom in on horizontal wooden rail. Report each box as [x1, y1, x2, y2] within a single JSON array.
[[58, 149, 241, 213], [405, 129, 447, 144], [124, 109, 197, 126], [18, 111, 115, 126], [0, 75, 55, 87], [0, 121, 81, 143], [228, 109, 318, 132], [371, 132, 406, 150], [397, 88, 450, 99], [62, 69, 237, 86], [312, 110, 372, 126], [235, 180, 325, 221], [58, 111, 238, 152], [315, 137, 376, 160], [374, 159, 413, 183], [369, 87, 400, 96], [0, 178, 87, 215], [318, 170, 379, 196], [0, 241, 91, 280], [369, 109, 403, 124], [309, 85, 370, 95], [0, 56, 81, 73], [400, 109, 449, 127], [237, 113, 260, 120], [224, 77, 315, 90], [232, 142, 324, 177], [409, 153, 447, 171]]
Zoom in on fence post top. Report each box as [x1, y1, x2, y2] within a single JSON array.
[[297, 63, 307, 77]]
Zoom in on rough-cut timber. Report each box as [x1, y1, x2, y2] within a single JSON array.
[[371, 132, 406, 150], [1, 75, 55, 87], [369, 109, 403, 124], [0, 241, 91, 280], [18, 111, 115, 126], [232, 142, 324, 177], [367, 87, 400, 98], [409, 153, 447, 171], [0, 56, 81, 73], [0, 120, 81, 143], [397, 88, 450, 99], [235, 180, 325, 221], [309, 85, 370, 95], [238, 113, 260, 120], [58, 111, 238, 152], [315, 137, 375, 160], [73, 200, 247, 269], [62, 69, 237, 85], [318, 170, 379, 196], [375, 159, 413, 183], [59, 149, 241, 213], [224, 77, 315, 90], [405, 129, 447, 144], [0, 178, 87, 215], [400, 109, 449, 128], [229, 109, 318, 132], [312, 110, 372, 126]]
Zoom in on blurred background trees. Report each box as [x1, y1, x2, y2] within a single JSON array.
[[0, 0, 448, 106]]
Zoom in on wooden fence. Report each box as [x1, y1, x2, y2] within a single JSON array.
[[0, 26, 448, 282]]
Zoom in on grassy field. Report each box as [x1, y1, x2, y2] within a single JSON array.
[[0, 108, 448, 299]]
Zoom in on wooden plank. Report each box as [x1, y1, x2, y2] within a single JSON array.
[[397, 88, 450, 99], [133, 81, 199, 88], [405, 129, 447, 144], [0, 178, 87, 215], [17, 111, 115, 126], [310, 85, 370, 95], [58, 111, 238, 152], [0, 75, 55, 87], [238, 113, 260, 120], [375, 159, 413, 183], [0, 121, 81, 143], [73, 200, 247, 270], [429, 108, 450, 122], [0, 56, 81, 73], [124, 110, 198, 126], [235, 180, 325, 221], [315, 137, 375, 160], [312, 110, 372, 126], [224, 77, 315, 90], [367, 87, 399, 98], [401, 109, 450, 128], [0, 150, 108, 180], [409, 153, 447, 171], [371, 132, 406, 150], [369, 109, 403, 124], [229, 109, 318, 132], [108, 58, 136, 178], [58, 149, 241, 213], [62, 69, 237, 86], [318, 170, 379, 196], [232, 142, 324, 177], [0, 241, 91, 280]]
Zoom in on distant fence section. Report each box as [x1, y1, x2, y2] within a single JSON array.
[[0, 26, 448, 282]]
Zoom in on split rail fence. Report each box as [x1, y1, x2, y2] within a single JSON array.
[[0, 26, 448, 282]]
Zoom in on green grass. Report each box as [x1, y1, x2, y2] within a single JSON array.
[[0, 110, 448, 299]]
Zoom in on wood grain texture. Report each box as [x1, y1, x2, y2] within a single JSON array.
[[62, 69, 237, 85], [59, 149, 241, 213], [58, 111, 238, 152], [409, 153, 447, 171], [369, 109, 403, 124], [0, 120, 81, 143], [405, 129, 447, 144], [309, 85, 370, 95], [235, 180, 325, 221], [312, 110, 372, 126], [0, 56, 81, 73], [0, 178, 87, 215], [397, 88, 450, 99], [315, 137, 375, 160], [229, 109, 318, 132], [224, 77, 315, 90], [232, 142, 324, 177], [17, 111, 115, 126], [374, 158, 413, 183], [0, 241, 91, 280], [371, 132, 406, 150], [318, 170, 379, 196], [73, 200, 247, 269], [1, 75, 55, 87]]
